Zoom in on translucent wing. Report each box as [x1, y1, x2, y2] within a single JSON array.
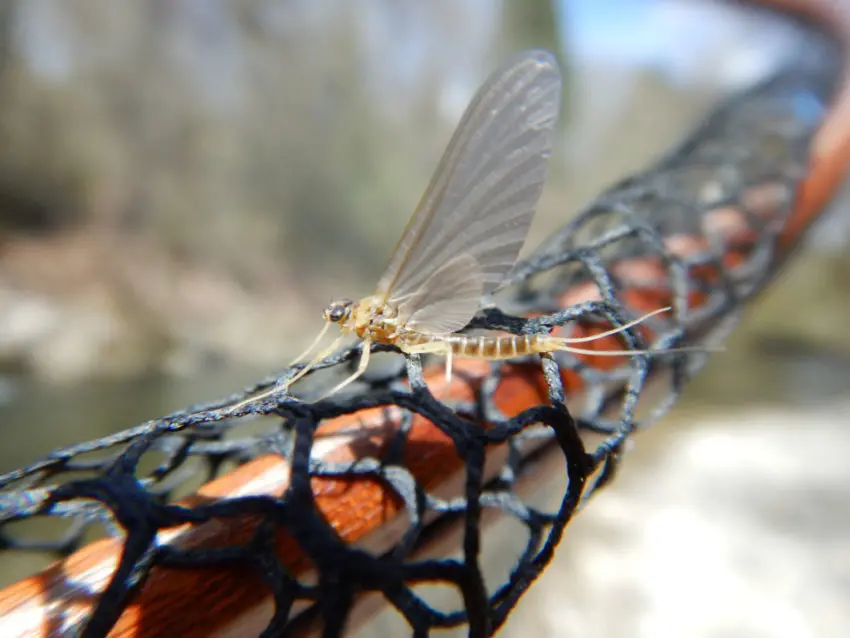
[[403, 253, 484, 334], [376, 49, 562, 335]]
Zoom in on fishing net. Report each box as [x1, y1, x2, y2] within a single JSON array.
[[0, 21, 841, 638]]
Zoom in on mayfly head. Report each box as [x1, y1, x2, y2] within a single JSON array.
[[322, 298, 355, 327]]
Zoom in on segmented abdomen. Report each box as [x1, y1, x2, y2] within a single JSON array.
[[400, 332, 546, 359]]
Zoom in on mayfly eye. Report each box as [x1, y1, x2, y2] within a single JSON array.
[[325, 299, 354, 323]]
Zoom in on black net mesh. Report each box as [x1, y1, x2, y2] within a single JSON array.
[[0, 20, 842, 638]]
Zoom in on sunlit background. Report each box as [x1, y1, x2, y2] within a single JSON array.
[[1, 0, 849, 636]]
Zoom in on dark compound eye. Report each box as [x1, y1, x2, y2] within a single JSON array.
[[325, 299, 354, 323]]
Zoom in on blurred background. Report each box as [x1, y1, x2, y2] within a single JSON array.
[[0, 0, 849, 636]]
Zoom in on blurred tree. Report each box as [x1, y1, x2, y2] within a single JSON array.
[[0, 0, 18, 77], [498, 0, 570, 183], [0, 0, 590, 378], [0, 0, 85, 234], [0, 1, 517, 369], [499, 0, 560, 54]]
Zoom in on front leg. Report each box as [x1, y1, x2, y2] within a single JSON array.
[[317, 340, 373, 400]]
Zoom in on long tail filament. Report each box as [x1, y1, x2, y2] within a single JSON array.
[[545, 306, 713, 357]]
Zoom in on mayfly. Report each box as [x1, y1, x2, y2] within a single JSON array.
[[228, 49, 673, 412]]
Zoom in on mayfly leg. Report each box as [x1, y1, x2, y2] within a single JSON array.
[[223, 334, 346, 414], [289, 322, 332, 366], [400, 339, 456, 395], [315, 339, 373, 401]]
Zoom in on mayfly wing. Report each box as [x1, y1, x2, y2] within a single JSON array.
[[395, 253, 484, 335], [375, 49, 562, 335]]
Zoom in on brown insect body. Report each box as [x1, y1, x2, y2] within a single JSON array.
[[325, 294, 644, 363], [326, 295, 543, 359], [400, 331, 542, 359]]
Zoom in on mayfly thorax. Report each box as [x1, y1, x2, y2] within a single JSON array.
[[226, 49, 680, 412]]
